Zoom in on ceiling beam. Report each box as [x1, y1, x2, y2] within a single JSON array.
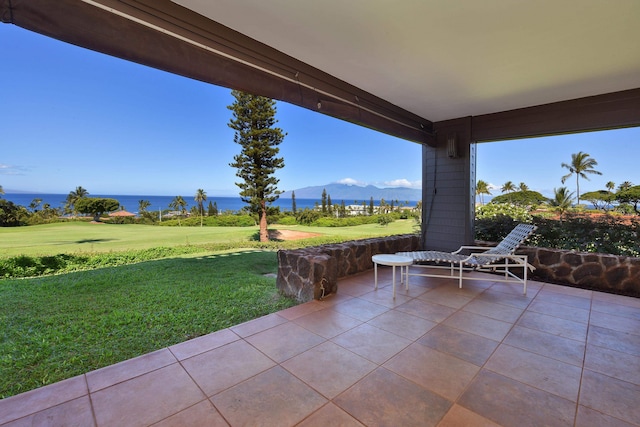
[[1, 0, 435, 145], [470, 88, 640, 143]]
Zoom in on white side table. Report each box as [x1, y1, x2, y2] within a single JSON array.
[[372, 254, 414, 299]]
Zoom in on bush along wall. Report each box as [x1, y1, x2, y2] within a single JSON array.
[[476, 214, 640, 297]]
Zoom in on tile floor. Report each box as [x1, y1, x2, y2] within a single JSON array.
[[2, 267, 640, 426]]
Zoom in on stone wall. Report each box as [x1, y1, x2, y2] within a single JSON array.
[[277, 234, 419, 302], [518, 246, 640, 297], [277, 235, 640, 301]]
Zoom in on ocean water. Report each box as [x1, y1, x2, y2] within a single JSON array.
[[2, 193, 321, 214]]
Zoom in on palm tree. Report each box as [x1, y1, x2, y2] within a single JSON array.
[[519, 182, 529, 192], [29, 198, 43, 212], [560, 152, 602, 205], [169, 195, 187, 226], [194, 188, 207, 227], [476, 180, 491, 205], [66, 186, 89, 215], [501, 181, 516, 194], [550, 187, 574, 222], [606, 181, 615, 193], [618, 181, 633, 191], [138, 199, 151, 213], [0, 185, 4, 196]]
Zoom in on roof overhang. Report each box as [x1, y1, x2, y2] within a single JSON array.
[[2, 0, 639, 145]]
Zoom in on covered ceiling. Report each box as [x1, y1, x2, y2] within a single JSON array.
[[175, 0, 640, 122], [2, 0, 640, 144]]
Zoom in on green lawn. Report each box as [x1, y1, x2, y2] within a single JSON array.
[[0, 220, 416, 257], [0, 219, 416, 398], [0, 222, 258, 257], [0, 250, 297, 398]]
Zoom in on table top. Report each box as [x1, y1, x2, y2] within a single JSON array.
[[372, 254, 414, 266]]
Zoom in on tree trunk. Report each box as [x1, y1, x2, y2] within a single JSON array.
[[259, 201, 269, 242]]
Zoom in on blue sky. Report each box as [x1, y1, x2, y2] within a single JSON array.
[[1, 24, 638, 198]]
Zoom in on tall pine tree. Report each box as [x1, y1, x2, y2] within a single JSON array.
[[321, 188, 327, 214], [291, 191, 297, 214], [228, 90, 285, 242]]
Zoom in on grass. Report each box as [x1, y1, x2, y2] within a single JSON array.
[[0, 220, 416, 257], [0, 250, 297, 398], [0, 222, 258, 257], [0, 219, 416, 398]]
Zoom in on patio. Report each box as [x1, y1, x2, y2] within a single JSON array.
[[1, 267, 639, 427]]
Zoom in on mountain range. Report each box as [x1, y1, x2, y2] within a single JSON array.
[[281, 183, 421, 202]]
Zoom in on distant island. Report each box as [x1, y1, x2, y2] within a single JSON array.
[[281, 183, 421, 202]]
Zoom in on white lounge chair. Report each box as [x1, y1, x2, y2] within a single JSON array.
[[397, 223, 537, 295]]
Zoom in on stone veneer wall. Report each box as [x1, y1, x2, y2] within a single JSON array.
[[518, 246, 640, 297], [276, 234, 419, 302], [277, 235, 640, 302]]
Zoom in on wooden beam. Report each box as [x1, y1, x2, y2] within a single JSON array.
[[1, 0, 434, 144], [471, 88, 640, 142]]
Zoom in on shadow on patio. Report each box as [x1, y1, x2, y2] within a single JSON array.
[[1, 267, 639, 426]]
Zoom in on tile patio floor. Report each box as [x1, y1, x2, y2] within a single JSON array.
[[2, 267, 640, 426]]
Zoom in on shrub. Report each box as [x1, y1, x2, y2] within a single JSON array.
[[159, 214, 255, 227], [107, 216, 136, 224], [210, 214, 255, 227], [311, 215, 380, 227], [275, 215, 297, 225], [476, 214, 640, 257], [476, 203, 533, 222], [296, 209, 321, 225], [377, 214, 393, 226], [530, 214, 640, 256]]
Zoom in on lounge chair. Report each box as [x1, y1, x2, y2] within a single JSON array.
[[397, 223, 537, 295]]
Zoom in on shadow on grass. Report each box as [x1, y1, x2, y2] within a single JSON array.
[[250, 230, 286, 242], [74, 238, 116, 244]]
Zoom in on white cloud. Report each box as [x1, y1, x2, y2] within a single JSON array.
[[383, 179, 421, 189], [336, 178, 365, 186], [335, 177, 422, 189], [0, 164, 26, 176]]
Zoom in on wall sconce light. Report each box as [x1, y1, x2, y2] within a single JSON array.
[[317, 100, 322, 110], [447, 134, 458, 158]]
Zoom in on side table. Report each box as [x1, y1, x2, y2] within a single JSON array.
[[372, 254, 414, 299]]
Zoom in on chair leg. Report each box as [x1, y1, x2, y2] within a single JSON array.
[[458, 262, 463, 289]]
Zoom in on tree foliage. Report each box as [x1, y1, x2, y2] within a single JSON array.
[[550, 187, 574, 221], [581, 190, 615, 211], [138, 200, 151, 213], [476, 180, 491, 205], [194, 188, 207, 227], [291, 191, 297, 214], [560, 151, 602, 205], [228, 90, 285, 242], [0, 199, 26, 226], [65, 186, 89, 214], [321, 188, 327, 214], [490, 190, 547, 207], [616, 185, 640, 215], [501, 181, 516, 193], [74, 197, 119, 221], [169, 196, 187, 226]]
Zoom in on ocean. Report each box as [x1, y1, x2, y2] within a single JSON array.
[[1, 193, 325, 214]]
